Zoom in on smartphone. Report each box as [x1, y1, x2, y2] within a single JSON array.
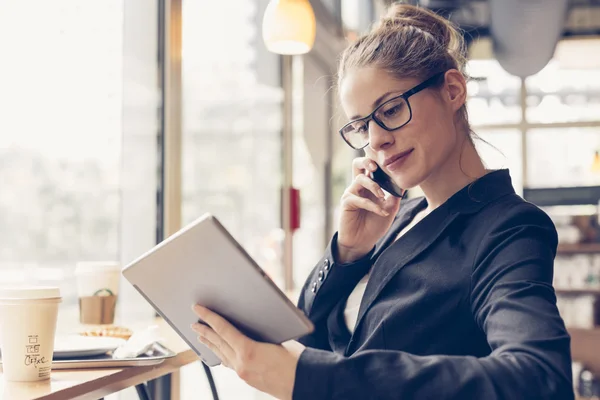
[[371, 164, 407, 198]]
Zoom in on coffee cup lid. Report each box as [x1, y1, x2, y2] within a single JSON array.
[[0, 286, 61, 300], [75, 261, 120, 275]]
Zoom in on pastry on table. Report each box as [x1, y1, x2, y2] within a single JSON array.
[[80, 325, 133, 340]]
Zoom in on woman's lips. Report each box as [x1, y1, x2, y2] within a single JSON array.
[[385, 149, 414, 172]]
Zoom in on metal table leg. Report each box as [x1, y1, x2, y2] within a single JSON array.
[[147, 374, 171, 399], [136, 383, 152, 400]]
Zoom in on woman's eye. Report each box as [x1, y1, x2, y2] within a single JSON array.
[[383, 105, 401, 117], [354, 123, 368, 134]]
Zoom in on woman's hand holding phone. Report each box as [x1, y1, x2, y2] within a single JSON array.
[[336, 157, 402, 264]]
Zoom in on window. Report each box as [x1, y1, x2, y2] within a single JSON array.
[[467, 38, 600, 193], [526, 40, 600, 124], [466, 59, 522, 127], [179, 0, 284, 398], [180, 0, 283, 285], [527, 128, 600, 188], [1, 1, 161, 398], [292, 55, 335, 288], [0, 0, 160, 325]]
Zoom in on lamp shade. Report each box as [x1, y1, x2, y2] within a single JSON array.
[[262, 0, 316, 55]]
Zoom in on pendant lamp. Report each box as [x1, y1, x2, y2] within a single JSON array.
[[262, 0, 316, 55]]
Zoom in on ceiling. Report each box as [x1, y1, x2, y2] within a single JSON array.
[[379, 0, 600, 76], [381, 0, 600, 40]]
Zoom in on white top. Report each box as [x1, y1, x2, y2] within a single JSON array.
[[344, 271, 371, 333]]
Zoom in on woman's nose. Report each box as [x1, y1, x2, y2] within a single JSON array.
[[368, 121, 394, 151]]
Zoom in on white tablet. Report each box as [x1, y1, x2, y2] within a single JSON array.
[[122, 213, 314, 366]]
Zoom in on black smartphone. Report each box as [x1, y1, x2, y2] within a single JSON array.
[[371, 164, 407, 198]]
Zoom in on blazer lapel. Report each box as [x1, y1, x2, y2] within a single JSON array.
[[372, 198, 427, 259], [348, 203, 459, 353]]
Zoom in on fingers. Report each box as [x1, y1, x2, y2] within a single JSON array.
[[351, 173, 385, 199], [194, 332, 231, 368], [192, 305, 247, 345], [192, 322, 235, 367], [342, 193, 389, 217], [192, 304, 258, 372], [342, 173, 389, 217], [352, 157, 378, 178]]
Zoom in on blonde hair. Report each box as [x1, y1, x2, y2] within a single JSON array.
[[338, 3, 470, 131]]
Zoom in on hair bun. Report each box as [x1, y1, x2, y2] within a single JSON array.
[[379, 3, 463, 59]]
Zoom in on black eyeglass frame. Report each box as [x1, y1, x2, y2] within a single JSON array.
[[338, 71, 447, 150]]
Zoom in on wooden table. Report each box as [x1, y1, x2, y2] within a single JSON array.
[[0, 319, 198, 400]]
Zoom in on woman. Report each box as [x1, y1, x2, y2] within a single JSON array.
[[191, 4, 574, 399]]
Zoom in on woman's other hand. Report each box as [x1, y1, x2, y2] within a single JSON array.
[[191, 304, 305, 400]]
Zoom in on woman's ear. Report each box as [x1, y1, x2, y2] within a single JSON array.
[[442, 69, 467, 112]]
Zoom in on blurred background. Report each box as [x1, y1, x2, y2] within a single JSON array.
[[1, 0, 600, 398]]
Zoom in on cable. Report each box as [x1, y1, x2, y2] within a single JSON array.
[[202, 362, 220, 400]]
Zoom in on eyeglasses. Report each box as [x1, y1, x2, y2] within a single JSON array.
[[338, 71, 446, 150]]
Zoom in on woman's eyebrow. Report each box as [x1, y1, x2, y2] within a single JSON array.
[[348, 90, 404, 120]]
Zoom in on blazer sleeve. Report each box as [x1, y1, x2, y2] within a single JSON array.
[[293, 205, 574, 400], [296, 232, 375, 350]]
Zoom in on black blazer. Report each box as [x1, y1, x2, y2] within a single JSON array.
[[292, 169, 574, 400]]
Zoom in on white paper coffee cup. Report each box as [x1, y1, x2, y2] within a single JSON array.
[[0, 286, 61, 382], [75, 261, 120, 297]]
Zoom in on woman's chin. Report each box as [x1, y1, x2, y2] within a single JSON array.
[[390, 166, 429, 191], [390, 175, 418, 191]]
